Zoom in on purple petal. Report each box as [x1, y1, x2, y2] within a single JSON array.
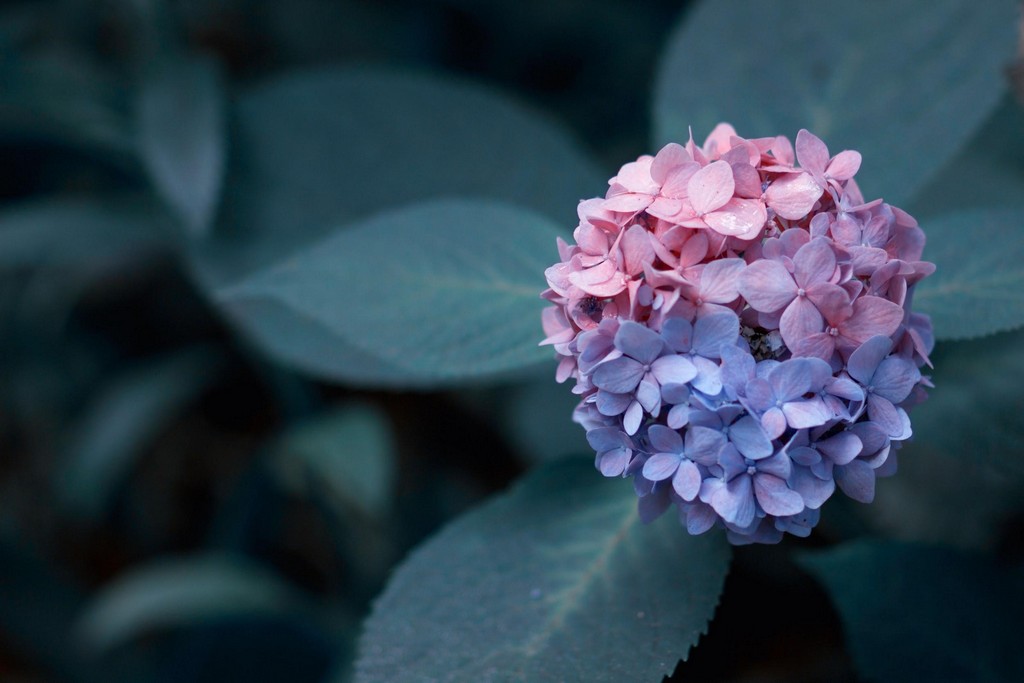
[[690, 356, 724, 396], [651, 354, 698, 386], [647, 424, 683, 454], [817, 431, 862, 465], [623, 400, 643, 435], [596, 390, 631, 416], [711, 474, 756, 527], [637, 486, 671, 523], [598, 447, 630, 477], [871, 356, 921, 404], [846, 334, 893, 385], [769, 358, 817, 400], [683, 501, 718, 534], [836, 459, 875, 503], [754, 474, 805, 516], [615, 321, 665, 364], [592, 357, 644, 394], [788, 445, 821, 467], [756, 451, 792, 479], [685, 425, 725, 465], [866, 394, 904, 437], [667, 404, 690, 429], [673, 460, 702, 501], [643, 452, 681, 481], [760, 407, 787, 441], [782, 397, 832, 429], [738, 259, 797, 312], [693, 311, 740, 357], [728, 415, 773, 460], [789, 465, 835, 509], [660, 316, 693, 353], [586, 427, 630, 453], [661, 382, 690, 405]]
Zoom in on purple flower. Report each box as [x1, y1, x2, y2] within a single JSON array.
[[743, 357, 834, 439], [700, 443, 803, 529], [660, 310, 740, 396], [586, 427, 634, 477], [847, 335, 921, 438], [641, 424, 704, 501]]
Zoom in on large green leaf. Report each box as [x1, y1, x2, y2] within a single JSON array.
[[910, 96, 1024, 217], [138, 55, 226, 237], [652, 0, 1017, 206], [191, 65, 599, 287], [914, 207, 1024, 340], [216, 199, 561, 386], [899, 333, 1024, 479], [354, 458, 731, 683], [799, 541, 1024, 683]]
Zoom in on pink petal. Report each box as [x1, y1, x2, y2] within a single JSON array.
[[568, 258, 628, 297], [609, 157, 657, 194], [791, 332, 836, 360], [702, 123, 738, 158], [688, 160, 735, 215], [602, 192, 653, 213], [620, 224, 655, 276], [731, 161, 762, 198], [704, 198, 768, 240], [840, 296, 904, 344], [780, 295, 824, 346], [764, 172, 823, 220], [737, 259, 797, 312], [650, 143, 691, 184], [699, 257, 745, 303], [795, 129, 829, 174], [826, 150, 861, 181], [793, 237, 837, 288], [660, 161, 700, 198]]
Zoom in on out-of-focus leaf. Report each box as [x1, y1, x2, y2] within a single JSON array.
[[799, 540, 1024, 683], [354, 458, 731, 683], [58, 347, 222, 521], [910, 97, 1024, 216], [275, 403, 396, 519], [75, 554, 306, 655], [138, 55, 226, 237], [190, 65, 598, 287], [652, 0, 1017, 206], [903, 332, 1024, 480], [498, 380, 589, 462], [914, 207, 1024, 340], [216, 199, 560, 387], [0, 48, 134, 157], [0, 195, 177, 269]]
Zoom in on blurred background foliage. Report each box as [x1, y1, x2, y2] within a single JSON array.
[[1, 0, 1023, 682]]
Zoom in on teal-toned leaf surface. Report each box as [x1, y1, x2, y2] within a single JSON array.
[[193, 65, 599, 286], [910, 97, 1024, 216], [899, 332, 1024, 479], [501, 380, 589, 462], [216, 199, 561, 386], [799, 541, 1024, 683], [74, 554, 306, 655], [914, 207, 1024, 340], [354, 458, 731, 683], [275, 403, 396, 519], [58, 347, 223, 521], [0, 196, 177, 269], [138, 55, 226, 237], [0, 48, 134, 157], [652, 0, 1017, 205]]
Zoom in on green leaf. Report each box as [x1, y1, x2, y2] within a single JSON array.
[[899, 333, 1024, 479], [354, 458, 731, 683], [914, 206, 1024, 340], [275, 403, 397, 519], [58, 347, 223, 521], [74, 554, 306, 655], [138, 55, 226, 237], [652, 0, 1017, 206], [216, 199, 561, 386], [192, 65, 600, 287], [0, 195, 177, 269], [799, 540, 1024, 683], [910, 96, 1024, 216]]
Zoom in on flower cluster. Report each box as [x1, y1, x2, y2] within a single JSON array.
[[541, 124, 935, 544]]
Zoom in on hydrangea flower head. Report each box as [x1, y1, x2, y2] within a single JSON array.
[[541, 124, 934, 545]]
